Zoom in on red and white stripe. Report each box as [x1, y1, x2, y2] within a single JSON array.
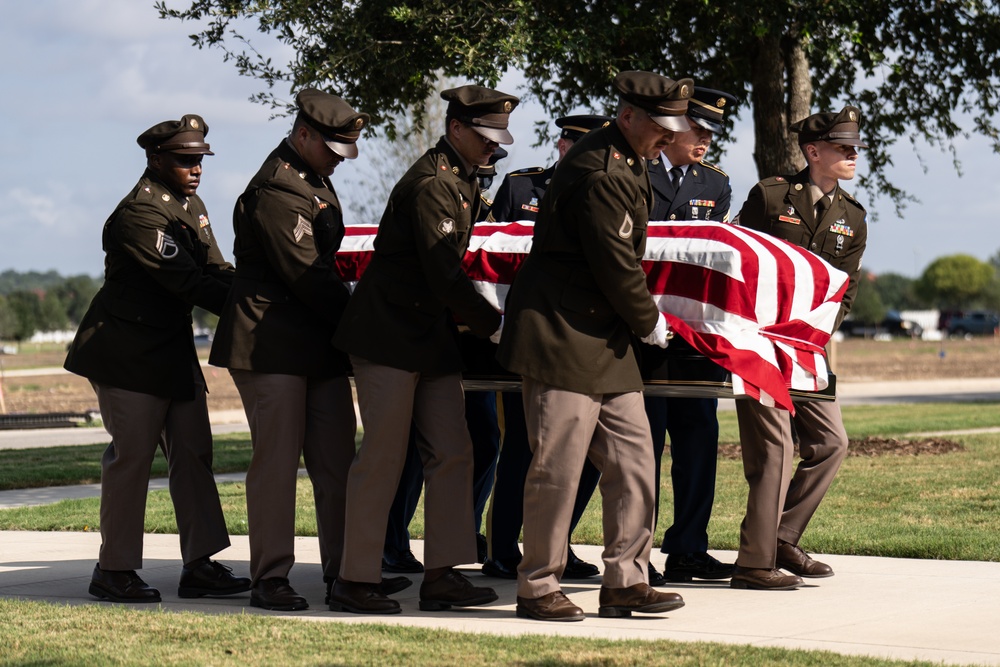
[[338, 220, 848, 412]]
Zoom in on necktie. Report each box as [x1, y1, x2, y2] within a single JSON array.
[[669, 166, 683, 191], [815, 195, 830, 222]]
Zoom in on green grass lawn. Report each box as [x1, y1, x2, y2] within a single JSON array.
[[0, 597, 967, 667]]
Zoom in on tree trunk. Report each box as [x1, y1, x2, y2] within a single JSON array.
[[749, 32, 811, 179]]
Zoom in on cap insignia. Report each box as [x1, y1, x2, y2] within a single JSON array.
[[717, 98, 726, 108], [354, 117, 364, 130], [680, 84, 690, 97], [849, 110, 857, 122], [503, 101, 512, 113], [190, 119, 199, 129]]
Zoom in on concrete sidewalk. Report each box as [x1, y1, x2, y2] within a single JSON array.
[[1, 531, 998, 666]]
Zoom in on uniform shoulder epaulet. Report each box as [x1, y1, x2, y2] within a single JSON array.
[[840, 189, 866, 210], [700, 161, 728, 177], [509, 167, 545, 177], [758, 175, 792, 188]]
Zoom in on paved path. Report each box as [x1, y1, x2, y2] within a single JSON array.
[[1, 533, 998, 666]]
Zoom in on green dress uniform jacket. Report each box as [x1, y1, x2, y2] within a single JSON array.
[[64, 170, 233, 400], [496, 122, 660, 395], [735, 167, 867, 325], [333, 138, 502, 373], [209, 140, 352, 377]]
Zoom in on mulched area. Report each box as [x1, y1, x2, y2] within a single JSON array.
[[718, 436, 965, 460]]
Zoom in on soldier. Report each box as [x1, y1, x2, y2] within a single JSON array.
[[481, 114, 611, 582], [330, 84, 513, 615], [65, 115, 250, 603], [642, 87, 738, 587], [209, 89, 396, 611], [497, 71, 690, 621], [729, 106, 869, 590]]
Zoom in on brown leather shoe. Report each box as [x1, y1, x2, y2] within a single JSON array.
[[598, 582, 684, 618], [730, 565, 803, 590], [89, 563, 161, 603], [776, 540, 834, 578], [418, 569, 498, 611], [328, 579, 401, 615], [516, 591, 585, 622], [324, 576, 411, 604]]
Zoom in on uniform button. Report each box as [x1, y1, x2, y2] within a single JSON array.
[[414, 302, 420, 307], [669, 214, 677, 220], [811, 243, 818, 249], [588, 308, 595, 314]]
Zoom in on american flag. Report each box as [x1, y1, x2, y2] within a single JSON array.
[[338, 221, 848, 412]]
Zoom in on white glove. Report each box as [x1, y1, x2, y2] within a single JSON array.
[[489, 316, 504, 344], [640, 312, 671, 349]]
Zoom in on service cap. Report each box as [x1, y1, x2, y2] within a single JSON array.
[[687, 87, 737, 133], [555, 114, 613, 142], [613, 71, 693, 132], [136, 114, 213, 156], [790, 105, 868, 148], [296, 88, 370, 159], [441, 85, 519, 145]]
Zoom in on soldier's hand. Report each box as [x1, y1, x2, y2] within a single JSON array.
[[640, 312, 672, 349]]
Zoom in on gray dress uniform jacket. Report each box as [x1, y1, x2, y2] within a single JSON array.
[[64, 170, 233, 399], [497, 121, 660, 395], [333, 138, 502, 373], [209, 140, 352, 377]]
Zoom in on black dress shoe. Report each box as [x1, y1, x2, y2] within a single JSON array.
[[476, 533, 488, 564], [730, 565, 803, 590], [329, 579, 401, 614], [178, 560, 251, 598], [481, 556, 520, 579], [89, 563, 160, 603], [324, 576, 411, 604], [663, 552, 735, 582], [647, 561, 667, 587], [516, 591, 585, 622], [419, 569, 498, 611], [250, 578, 309, 611], [776, 540, 834, 578], [563, 546, 599, 579], [382, 547, 424, 573], [598, 583, 685, 618]]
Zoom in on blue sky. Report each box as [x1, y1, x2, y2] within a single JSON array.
[[1, 1, 996, 278]]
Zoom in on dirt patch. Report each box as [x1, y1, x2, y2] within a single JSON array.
[[718, 436, 965, 460]]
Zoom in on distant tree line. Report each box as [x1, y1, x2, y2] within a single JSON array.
[[2, 250, 999, 342], [850, 252, 1000, 325], [0, 270, 217, 342]]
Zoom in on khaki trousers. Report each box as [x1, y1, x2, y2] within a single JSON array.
[[93, 378, 229, 571], [231, 370, 357, 584], [339, 356, 477, 583], [734, 398, 848, 568], [517, 377, 655, 599]]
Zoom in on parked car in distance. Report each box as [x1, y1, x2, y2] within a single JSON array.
[[942, 310, 1000, 338], [839, 310, 924, 338]]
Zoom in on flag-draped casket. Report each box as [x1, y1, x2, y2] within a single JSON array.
[[336, 221, 848, 413]]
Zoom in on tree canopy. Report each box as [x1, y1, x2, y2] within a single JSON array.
[[157, 0, 1000, 211], [916, 253, 995, 307]]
